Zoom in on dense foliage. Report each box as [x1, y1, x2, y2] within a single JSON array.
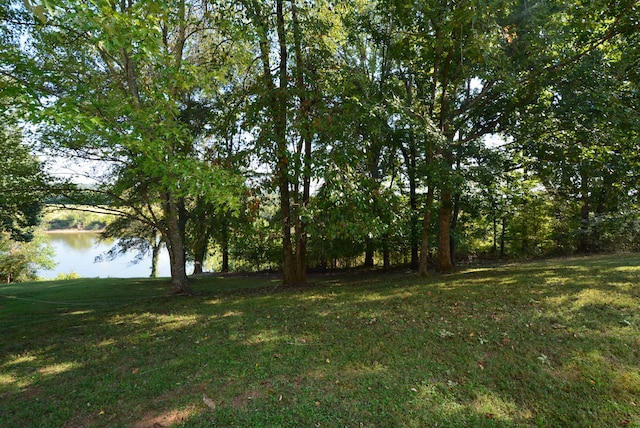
[[0, 232, 55, 283], [0, 127, 46, 242], [2, 0, 639, 286]]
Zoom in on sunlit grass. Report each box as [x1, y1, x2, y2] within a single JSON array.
[[109, 312, 200, 331], [4, 354, 38, 366], [0, 254, 639, 427], [37, 361, 81, 376]]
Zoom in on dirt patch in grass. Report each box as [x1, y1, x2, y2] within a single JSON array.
[[230, 389, 264, 410], [60, 415, 100, 428], [132, 407, 194, 428]]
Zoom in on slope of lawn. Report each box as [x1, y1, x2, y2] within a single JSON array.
[[1, 254, 639, 427]]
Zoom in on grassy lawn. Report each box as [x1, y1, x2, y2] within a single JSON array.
[[1, 254, 639, 427]]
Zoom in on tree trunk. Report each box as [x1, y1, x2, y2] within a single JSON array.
[[192, 234, 208, 275], [189, 197, 211, 276], [192, 263, 202, 275], [520, 195, 530, 256], [364, 145, 382, 270], [220, 221, 230, 273], [292, 0, 309, 285], [251, 0, 300, 285], [450, 193, 460, 266], [500, 216, 506, 257], [222, 245, 229, 273], [419, 186, 434, 276], [383, 238, 390, 271], [437, 191, 454, 272], [294, 228, 307, 283], [274, 0, 304, 285], [577, 184, 591, 253], [364, 248, 374, 268], [402, 78, 419, 270], [405, 159, 419, 270], [492, 203, 497, 254], [400, 133, 419, 269], [167, 237, 190, 293], [278, 143, 297, 285], [164, 196, 191, 294], [410, 185, 419, 270], [150, 234, 161, 278]]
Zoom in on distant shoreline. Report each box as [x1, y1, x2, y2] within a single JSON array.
[[44, 229, 105, 234]]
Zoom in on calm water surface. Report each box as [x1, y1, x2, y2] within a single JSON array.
[[39, 232, 172, 278]]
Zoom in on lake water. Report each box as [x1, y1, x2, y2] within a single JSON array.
[[39, 232, 173, 279]]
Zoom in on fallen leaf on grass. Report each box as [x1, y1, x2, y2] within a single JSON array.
[[202, 394, 216, 411], [538, 354, 551, 366], [620, 420, 630, 427]]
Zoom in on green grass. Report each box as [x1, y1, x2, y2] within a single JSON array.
[[1, 254, 640, 427]]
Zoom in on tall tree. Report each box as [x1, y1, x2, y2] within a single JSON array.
[[370, 0, 639, 272], [1, 6, 51, 242], [0, 122, 48, 242], [16, 0, 240, 293], [240, 0, 338, 284], [518, 47, 640, 253]]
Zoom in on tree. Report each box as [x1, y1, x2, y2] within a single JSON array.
[[98, 216, 165, 278], [186, 99, 256, 274], [363, 0, 639, 273], [1, 8, 50, 242], [7, 0, 640, 282], [16, 0, 241, 293], [239, 0, 340, 284], [516, 39, 640, 253], [0, 232, 56, 283], [0, 124, 48, 242]]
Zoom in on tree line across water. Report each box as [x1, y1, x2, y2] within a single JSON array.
[[1, 0, 639, 290]]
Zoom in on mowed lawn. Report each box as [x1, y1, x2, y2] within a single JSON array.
[[1, 255, 639, 427]]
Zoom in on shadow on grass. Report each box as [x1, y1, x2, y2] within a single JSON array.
[[1, 253, 639, 427]]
